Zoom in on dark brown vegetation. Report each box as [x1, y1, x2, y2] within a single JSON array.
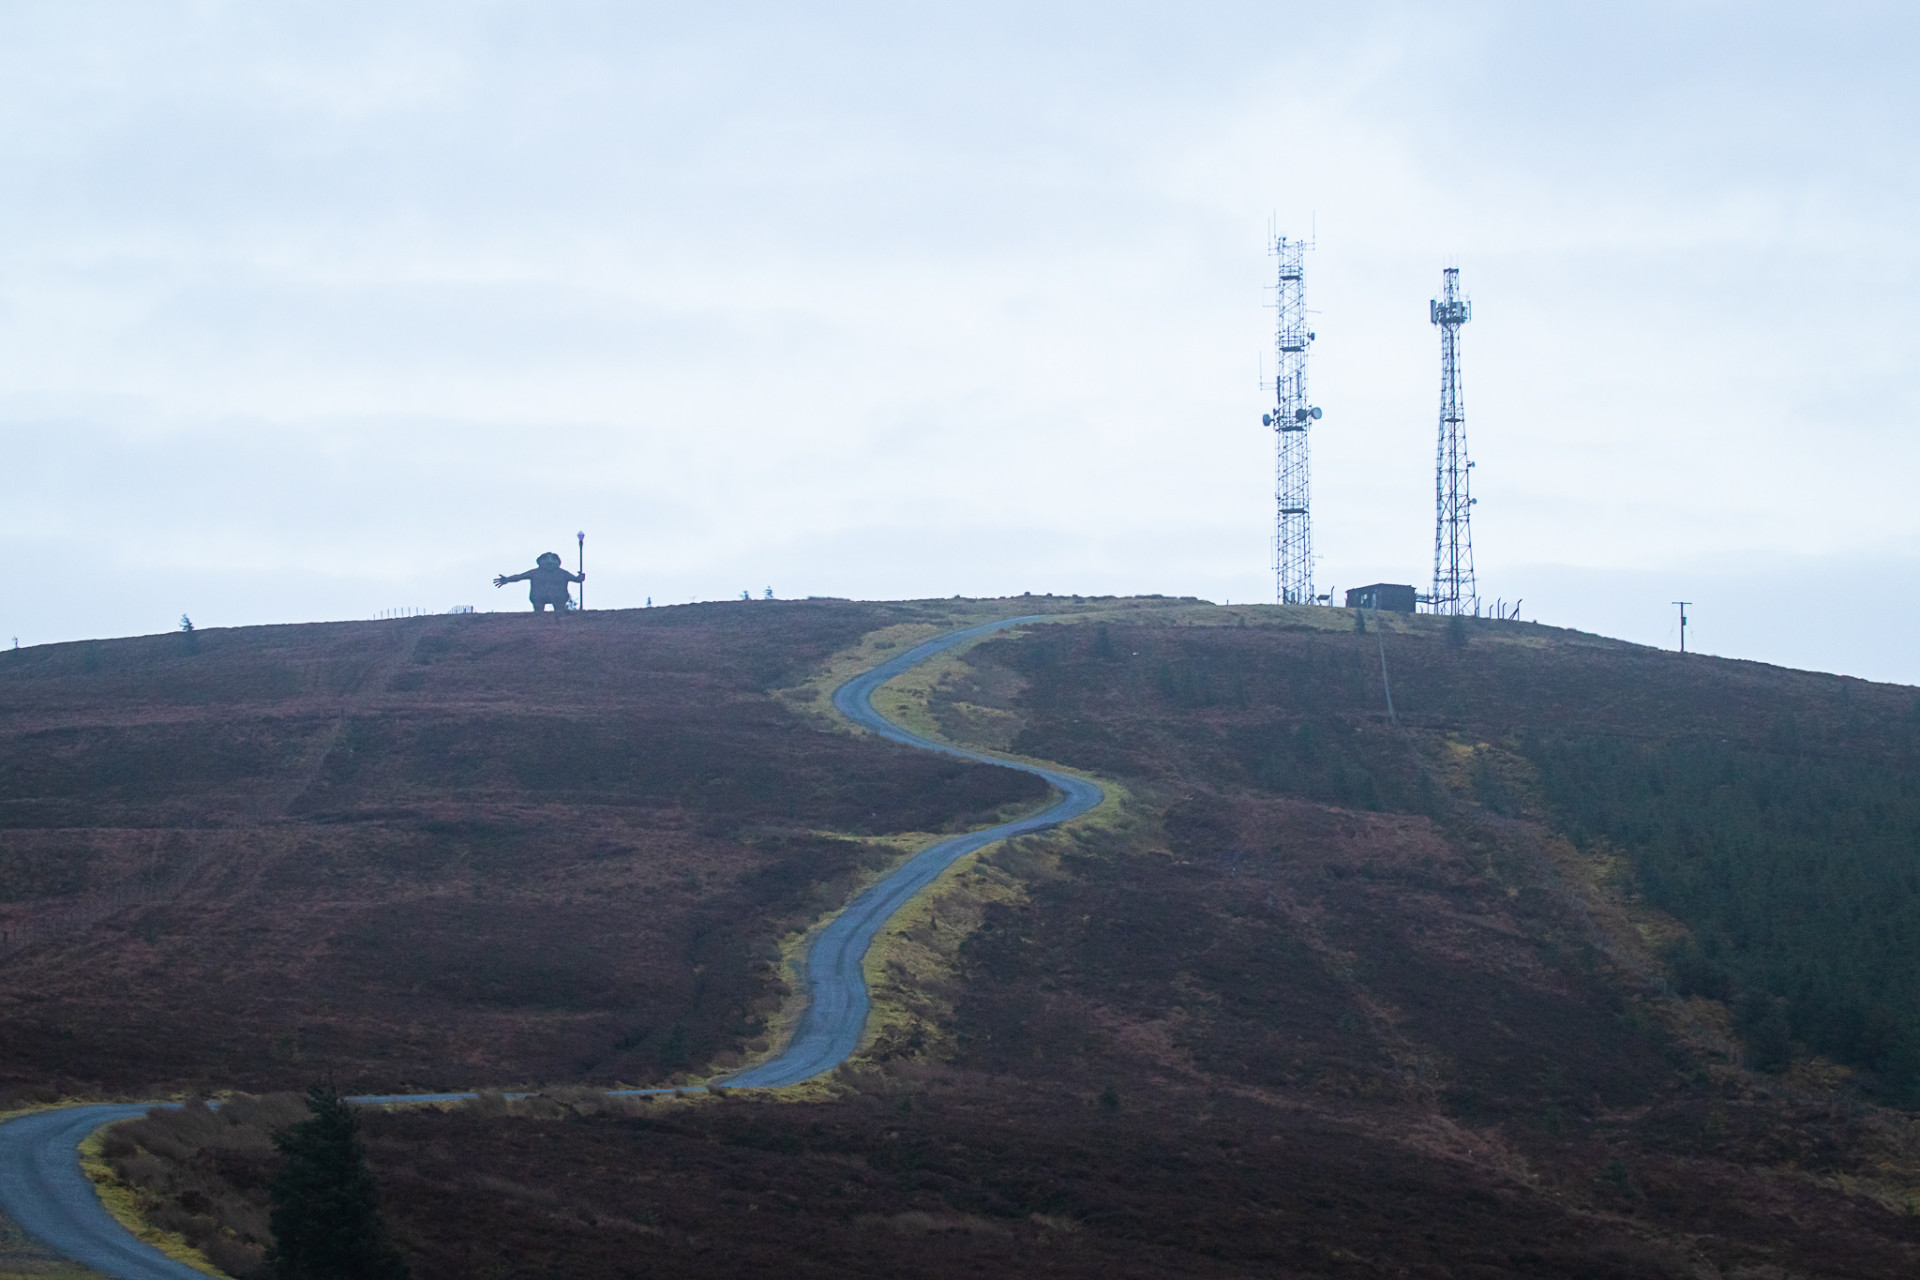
[[976, 613, 1920, 1098], [97, 1095, 308, 1278], [13, 601, 1920, 1278], [0, 600, 1045, 1099]]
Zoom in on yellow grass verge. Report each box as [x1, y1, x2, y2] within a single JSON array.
[[773, 596, 1215, 728], [1064, 598, 1577, 652], [0, 1098, 135, 1126], [774, 622, 953, 726], [865, 624, 1134, 831], [713, 777, 1077, 1091], [849, 631, 1134, 1071], [867, 630, 1011, 748], [853, 786, 1139, 1073], [0, 1266, 105, 1279], [710, 828, 974, 1100], [756, 613, 1136, 1087], [76, 1125, 229, 1279], [856, 841, 1032, 1065]]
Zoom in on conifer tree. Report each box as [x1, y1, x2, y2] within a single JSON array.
[[269, 1083, 409, 1280]]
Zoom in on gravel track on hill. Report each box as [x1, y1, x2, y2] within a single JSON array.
[[0, 615, 1104, 1278]]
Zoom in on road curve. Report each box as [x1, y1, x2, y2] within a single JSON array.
[[0, 1103, 203, 1279], [0, 614, 1102, 1275], [729, 614, 1104, 1085]]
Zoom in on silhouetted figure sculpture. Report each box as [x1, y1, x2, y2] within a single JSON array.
[[494, 552, 583, 612]]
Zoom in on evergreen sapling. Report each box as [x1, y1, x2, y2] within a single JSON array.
[[269, 1084, 409, 1280]]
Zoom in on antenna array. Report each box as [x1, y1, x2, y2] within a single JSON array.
[[1266, 235, 1321, 604], [1429, 267, 1478, 615]]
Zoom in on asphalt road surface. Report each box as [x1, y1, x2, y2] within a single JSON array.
[[0, 614, 1102, 1276], [0, 1103, 203, 1280], [729, 615, 1104, 1084]]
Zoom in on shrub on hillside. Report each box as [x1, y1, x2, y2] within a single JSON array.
[[104, 1093, 309, 1279]]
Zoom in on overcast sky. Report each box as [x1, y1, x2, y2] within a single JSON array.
[[3, 2, 1916, 684]]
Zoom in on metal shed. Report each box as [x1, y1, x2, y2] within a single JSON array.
[[1344, 583, 1417, 613]]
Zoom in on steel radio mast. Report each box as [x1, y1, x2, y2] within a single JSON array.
[[1266, 234, 1321, 604], [1429, 266, 1478, 615]]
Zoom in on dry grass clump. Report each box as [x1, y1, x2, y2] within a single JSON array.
[[458, 1087, 652, 1120], [100, 1093, 307, 1279]]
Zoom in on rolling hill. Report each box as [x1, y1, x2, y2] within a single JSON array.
[[6, 597, 1920, 1279]]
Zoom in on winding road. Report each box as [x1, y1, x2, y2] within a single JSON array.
[[0, 615, 1104, 1279]]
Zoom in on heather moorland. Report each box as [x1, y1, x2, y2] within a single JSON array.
[[6, 598, 1920, 1279]]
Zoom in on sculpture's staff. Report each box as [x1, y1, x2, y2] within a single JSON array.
[[577, 531, 585, 612]]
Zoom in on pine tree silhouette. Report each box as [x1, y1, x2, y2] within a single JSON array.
[[269, 1084, 409, 1280]]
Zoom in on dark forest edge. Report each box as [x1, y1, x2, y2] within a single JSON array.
[[1526, 731, 1920, 1100], [980, 611, 1920, 1103]]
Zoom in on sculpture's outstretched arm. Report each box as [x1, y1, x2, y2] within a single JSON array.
[[493, 570, 531, 587]]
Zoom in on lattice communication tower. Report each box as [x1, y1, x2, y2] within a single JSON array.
[[1429, 266, 1478, 615], [1265, 234, 1321, 604]]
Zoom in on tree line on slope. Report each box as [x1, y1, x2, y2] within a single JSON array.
[[976, 618, 1920, 1103], [1525, 732, 1920, 1101]]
